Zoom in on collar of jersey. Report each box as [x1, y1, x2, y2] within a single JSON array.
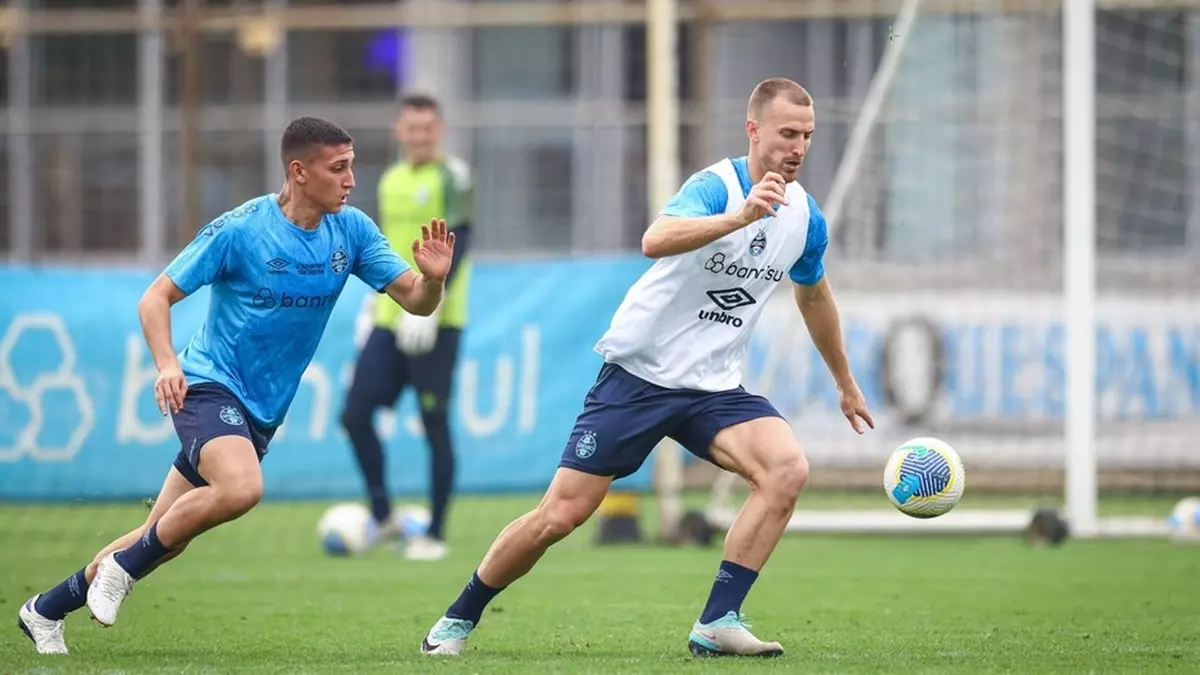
[[730, 156, 753, 198], [268, 193, 325, 236]]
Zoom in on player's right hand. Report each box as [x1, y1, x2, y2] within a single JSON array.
[[155, 363, 187, 416], [736, 172, 789, 226]]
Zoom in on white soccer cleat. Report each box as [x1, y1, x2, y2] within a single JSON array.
[[17, 595, 68, 655], [87, 554, 135, 627], [404, 535, 449, 562], [420, 616, 474, 655], [688, 611, 784, 658]]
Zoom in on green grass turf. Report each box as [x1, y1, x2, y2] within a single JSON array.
[[0, 493, 1195, 673]]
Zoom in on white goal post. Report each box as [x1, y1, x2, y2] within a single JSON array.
[[694, 0, 1184, 541]]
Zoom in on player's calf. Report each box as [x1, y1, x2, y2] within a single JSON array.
[[90, 438, 262, 627], [688, 417, 808, 654], [422, 468, 609, 656]]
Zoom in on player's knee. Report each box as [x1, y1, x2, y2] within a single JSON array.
[[339, 404, 371, 434], [215, 477, 263, 519], [762, 451, 809, 510], [534, 500, 593, 545]]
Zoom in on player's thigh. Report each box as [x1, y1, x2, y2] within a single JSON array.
[[171, 382, 269, 504], [343, 326, 409, 414], [408, 327, 461, 415], [673, 391, 807, 489], [558, 363, 685, 481]]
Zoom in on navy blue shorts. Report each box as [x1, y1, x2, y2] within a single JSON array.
[[171, 383, 276, 488], [559, 363, 784, 479]]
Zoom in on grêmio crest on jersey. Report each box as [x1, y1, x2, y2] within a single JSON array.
[[592, 157, 816, 392]]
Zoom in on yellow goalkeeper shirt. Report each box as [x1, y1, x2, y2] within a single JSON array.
[[373, 156, 474, 329]]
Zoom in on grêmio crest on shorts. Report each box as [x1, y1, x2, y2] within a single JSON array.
[[594, 157, 825, 393]]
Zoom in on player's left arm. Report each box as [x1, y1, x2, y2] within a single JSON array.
[[385, 269, 445, 317], [790, 195, 874, 434], [351, 210, 451, 317], [382, 217, 455, 317]]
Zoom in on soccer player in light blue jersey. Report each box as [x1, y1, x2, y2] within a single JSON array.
[[18, 116, 456, 655]]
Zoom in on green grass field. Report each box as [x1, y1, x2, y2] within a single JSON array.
[[1, 493, 1195, 674]]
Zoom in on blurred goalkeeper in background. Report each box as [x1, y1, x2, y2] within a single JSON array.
[[340, 93, 474, 562]]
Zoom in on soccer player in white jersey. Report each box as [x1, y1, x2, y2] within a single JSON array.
[[421, 77, 873, 658]]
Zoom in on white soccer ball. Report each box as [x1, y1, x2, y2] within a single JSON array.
[[1166, 497, 1200, 544], [883, 437, 966, 518], [394, 504, 432, 539], [317, 502, 378, 556]]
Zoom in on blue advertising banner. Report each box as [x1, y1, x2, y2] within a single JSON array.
[[0, 258, 653, 501], [3, 261, 1198, 500]]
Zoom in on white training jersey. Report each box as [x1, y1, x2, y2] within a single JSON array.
[[593, 156, 830, 392]]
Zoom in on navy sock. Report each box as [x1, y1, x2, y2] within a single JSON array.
[[33, 568, 89, 621], [699, 560, 759, 624], [113, 522, 171, 579], [445, 571, 504, 625]]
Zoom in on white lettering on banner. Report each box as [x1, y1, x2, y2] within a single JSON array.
[[114, 323, 544, 445], [0, 313, 95, 462], [459, 356, 512, 437], [519, 325, 539, 433], [747, 291, 1200, 469], [457, 325, 541, 439], [117, 335, 174, 444]]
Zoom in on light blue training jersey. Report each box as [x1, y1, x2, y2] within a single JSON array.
[[165, 194, 410, 428], [658, 155, 828, 285]]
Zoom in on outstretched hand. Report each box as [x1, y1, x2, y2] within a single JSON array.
[[412, 218, 456, 283], [839, 383, 875, 435]]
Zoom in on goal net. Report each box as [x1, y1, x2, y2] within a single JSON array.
[[700, 0, 1200, 540]]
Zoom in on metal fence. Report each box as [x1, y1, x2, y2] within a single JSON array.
[[0, 0, 1196, 291]]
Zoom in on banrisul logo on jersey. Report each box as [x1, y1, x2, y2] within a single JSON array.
[[252, 287, 340, 311], [699, 288, 756, 328], [702, 252, 785, 283]]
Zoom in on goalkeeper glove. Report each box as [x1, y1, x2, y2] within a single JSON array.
[[394, 308, 440, 355]]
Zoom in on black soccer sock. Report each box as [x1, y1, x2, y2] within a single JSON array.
[[423, 409, 455, 541], [445, 570, 504, 625], [699, 560, 759, 624], [34, 568, 89, 620], [342, 405, 391, 524], [113, 522, 171, 580]]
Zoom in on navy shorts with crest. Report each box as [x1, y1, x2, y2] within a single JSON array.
[[171, 382, 276, 488], [558, 362, 784, 479]]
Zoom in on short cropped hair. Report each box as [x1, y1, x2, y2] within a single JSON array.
[[747, 78, 813, 119], [399, 93, 442, 117], [280, 116, 354, 167]]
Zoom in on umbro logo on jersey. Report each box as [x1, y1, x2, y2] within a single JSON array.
[[699, 288, 756, 328], [266, 258, 289, 274], [706, 288, 757, 311]]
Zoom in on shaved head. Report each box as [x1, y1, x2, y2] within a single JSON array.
[[745, 78, 815, 183], [747, 78, 813, 121]]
